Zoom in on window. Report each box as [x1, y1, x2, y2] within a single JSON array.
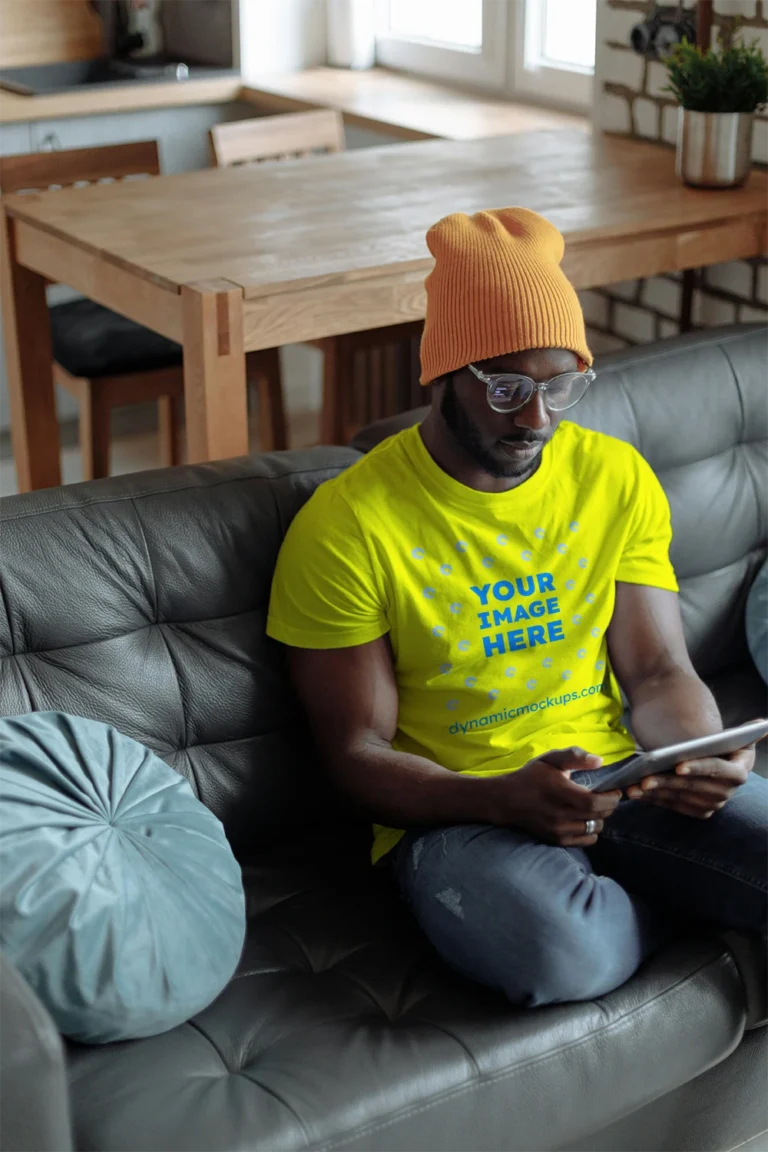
[[515, 0, 596, 108], [375, 0, 508, 88], [374, 0, 596, 110]]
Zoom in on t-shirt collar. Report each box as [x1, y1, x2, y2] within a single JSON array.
[[403, 422, 561, 512]]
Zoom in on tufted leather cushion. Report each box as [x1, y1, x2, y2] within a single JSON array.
[[0, 450, 367, 865], [49, 299, 181, 379], [63, 859, 748, 1152]]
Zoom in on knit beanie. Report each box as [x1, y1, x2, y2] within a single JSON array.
[[419, 206, 592, 384]]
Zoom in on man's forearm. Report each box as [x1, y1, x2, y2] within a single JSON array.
[[629, 669, 723, 751], [328, 738, 499, 828]]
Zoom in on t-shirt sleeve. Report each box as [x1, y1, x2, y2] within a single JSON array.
[[616, 447, 679, 592], [267, 483, 389, 649]]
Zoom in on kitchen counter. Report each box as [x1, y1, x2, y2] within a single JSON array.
[[0, 74, 245, 123], [0, 66, 587, 140], [239, 67, 588, 141]]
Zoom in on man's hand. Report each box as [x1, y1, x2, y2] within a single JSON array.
[[488, 746, 622, 847], [626, 745, 756, 817]]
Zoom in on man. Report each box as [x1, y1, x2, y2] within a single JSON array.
[[268, 207, 767, 1006]]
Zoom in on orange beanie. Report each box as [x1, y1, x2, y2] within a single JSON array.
[[419, 206, 592, 384]]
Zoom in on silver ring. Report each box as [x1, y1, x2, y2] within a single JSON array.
[[585, 818, 598, 835]]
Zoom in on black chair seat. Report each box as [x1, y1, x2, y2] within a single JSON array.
[[49, 299, 182, 380]]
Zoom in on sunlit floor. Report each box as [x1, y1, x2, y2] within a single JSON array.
[[0, 408, 322, 499]]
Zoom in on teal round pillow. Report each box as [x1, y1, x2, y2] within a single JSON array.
[[0, 712, 246, 1044], [746, 559, 768, 685]]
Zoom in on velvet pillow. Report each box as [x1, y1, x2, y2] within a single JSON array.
[[0, 712, 246, 1044], [746, 560, 768, 686]]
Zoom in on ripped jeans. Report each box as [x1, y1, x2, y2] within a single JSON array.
[[389, 766, 768, 1007]]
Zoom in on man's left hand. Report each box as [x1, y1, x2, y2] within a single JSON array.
[[626, 745, 755, 818]]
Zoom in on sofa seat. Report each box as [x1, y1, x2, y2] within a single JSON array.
[[65, 855, 747, 1152]]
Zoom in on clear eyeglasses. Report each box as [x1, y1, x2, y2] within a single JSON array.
[[468, 362, 596, 414]]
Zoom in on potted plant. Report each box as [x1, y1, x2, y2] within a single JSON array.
[[663, 19, 768, 187]]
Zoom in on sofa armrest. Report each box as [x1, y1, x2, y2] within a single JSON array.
[[0, 953, 73, 1152], [721, 930, 768, 1030]]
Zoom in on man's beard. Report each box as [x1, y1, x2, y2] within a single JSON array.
[[440, 377, 545, 479]]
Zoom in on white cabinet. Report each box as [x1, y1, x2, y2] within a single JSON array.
[[30, 100, 255, 173], [0, 122, 34, 157]]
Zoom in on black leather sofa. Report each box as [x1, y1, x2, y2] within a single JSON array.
[[1, 325, 766, 1152]]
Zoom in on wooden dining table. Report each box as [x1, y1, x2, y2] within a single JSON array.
[[2, 128, 766, 491]]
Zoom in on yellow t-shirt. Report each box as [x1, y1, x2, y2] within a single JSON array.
[[267, 422, 679, 863]]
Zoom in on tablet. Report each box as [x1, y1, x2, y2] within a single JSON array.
[[589, 718, 768, 793]]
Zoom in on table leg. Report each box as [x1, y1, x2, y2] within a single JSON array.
[[181, 280, 249, 463], [319, 334, 356, 446], [0, 211, 60, 492]]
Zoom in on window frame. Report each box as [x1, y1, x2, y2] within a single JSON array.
[[373, 0, 595, 112], [374, 0, 508, 92], [511, 0, 595, 112]]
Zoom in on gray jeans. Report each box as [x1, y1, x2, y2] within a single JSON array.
[[390, 766, 768, 1007]]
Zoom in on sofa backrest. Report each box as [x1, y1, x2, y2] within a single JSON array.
[[0, 450, 361, 861], [1, 327, 765, 857], [352, 325, 768, 680]]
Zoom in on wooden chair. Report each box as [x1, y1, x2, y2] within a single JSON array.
[[210, 110, 424, 445], [0, 142, 184, 479], [0, 142, 287, 480]]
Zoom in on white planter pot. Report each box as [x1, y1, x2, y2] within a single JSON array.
[[327, 0, 376, 70], [676, 109, 754, 188]]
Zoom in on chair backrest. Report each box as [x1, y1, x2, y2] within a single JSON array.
[[0, 141, 160, 196], [210, 109, 346, 168]]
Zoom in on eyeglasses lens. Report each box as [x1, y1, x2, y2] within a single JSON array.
[[488, 373, 590, 413]]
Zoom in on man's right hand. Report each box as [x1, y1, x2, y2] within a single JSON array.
[[485, 747, 622, 846]]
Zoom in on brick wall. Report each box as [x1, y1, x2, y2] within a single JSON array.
[[584, 0, 768, 353]]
